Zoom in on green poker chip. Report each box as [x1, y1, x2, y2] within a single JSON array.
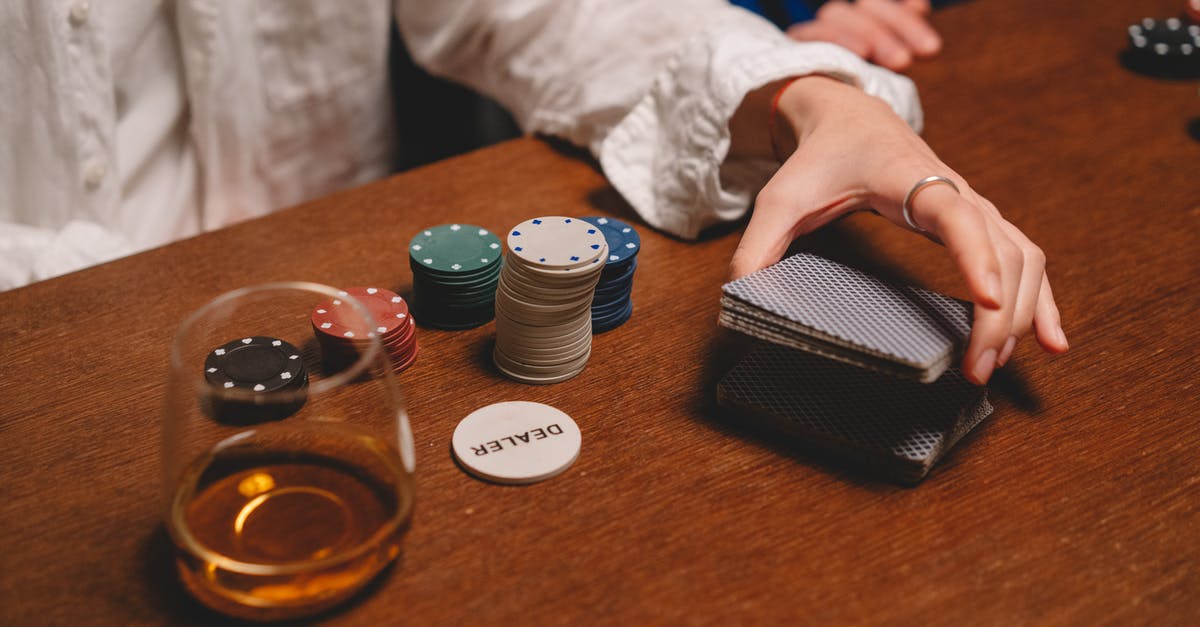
[[409, 223, 504, 330], [408, 224, 502, 274]]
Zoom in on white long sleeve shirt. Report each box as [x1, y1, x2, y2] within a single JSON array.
[[0, 0, 921, 291]]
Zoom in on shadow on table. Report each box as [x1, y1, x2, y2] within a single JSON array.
[[692, 328, 907, 491], [473, 334, 504, 381], [585, 181, 750, 246], [1118, 49, 1200, 81], [140, 525, 399, 625]]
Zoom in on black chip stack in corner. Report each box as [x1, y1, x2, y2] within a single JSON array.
[[1125, 17, 1200, 78], [409, 224, 503, 329], [581, 216, 640, 333]]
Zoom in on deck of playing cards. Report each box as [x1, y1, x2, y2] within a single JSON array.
[[717, 253, 993, 484]]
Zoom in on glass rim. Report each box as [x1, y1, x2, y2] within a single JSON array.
[[170, 281, 384, 401]]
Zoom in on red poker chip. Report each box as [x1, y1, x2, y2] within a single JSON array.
[[322, 316, 415, 351], [393, 315, 417, 341], [1188, 1, 1200, 24], [311, 287, 411, 341], [311, 289, 419, 373], [391, 342, 420, 373]]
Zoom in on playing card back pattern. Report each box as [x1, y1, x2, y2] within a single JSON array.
[[720, 253, 972, 382], [717, 342, 993, 484]]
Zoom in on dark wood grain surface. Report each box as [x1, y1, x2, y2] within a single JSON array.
[[2, 0, 1197, 624]]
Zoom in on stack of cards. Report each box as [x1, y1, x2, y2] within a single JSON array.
[[717, 253, 991, 483], [719, 253, 971, 383], [717, 343, 992, 484]]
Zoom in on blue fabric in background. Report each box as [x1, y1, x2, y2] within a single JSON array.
[[731, 0, 815, 27], [733, 0, 962, 29]]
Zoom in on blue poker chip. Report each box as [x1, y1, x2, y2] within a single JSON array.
[[592, 295, 633, 320], [581, 216, 641, 265], [592, 301, 633, 333], [591, 294, 630, 314], [578, 217, 639, 334], [599, 256, 637, 282], [595, 276, 634, 297]]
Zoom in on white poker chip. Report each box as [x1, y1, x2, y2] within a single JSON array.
[[493, 216, 608, 383], [451, 401, 582, 485], [506, 216, 607, 271]]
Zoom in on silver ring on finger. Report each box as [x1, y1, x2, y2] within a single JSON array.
[[902, 175, 960, 234]]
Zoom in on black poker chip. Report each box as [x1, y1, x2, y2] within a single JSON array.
[[204, 336, 307, 392], [1124, 17, 1200, 78], [203, 336, 308, 423]]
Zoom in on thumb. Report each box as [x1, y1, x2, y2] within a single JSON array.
[[729, 195, 796, 281], [729, 153, 857, 280]]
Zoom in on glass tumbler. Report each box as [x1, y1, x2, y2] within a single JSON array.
[[162, 282, 415, 621]]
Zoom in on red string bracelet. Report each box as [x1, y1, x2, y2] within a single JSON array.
[[768, 76, 805, 163]]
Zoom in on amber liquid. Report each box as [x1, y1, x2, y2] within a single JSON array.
[[168, 423, 413, 621]]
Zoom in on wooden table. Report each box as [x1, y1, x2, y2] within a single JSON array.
[[3, 0, 1197, 623]]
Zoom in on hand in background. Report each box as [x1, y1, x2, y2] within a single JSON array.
[[786, 0, 941, 71]]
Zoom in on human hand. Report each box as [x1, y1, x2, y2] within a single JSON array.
[[728, 76, 1069, 384], [786, 0, 941, 71]]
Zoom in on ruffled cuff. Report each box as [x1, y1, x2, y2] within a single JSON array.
[[598, 13, 922, 240]]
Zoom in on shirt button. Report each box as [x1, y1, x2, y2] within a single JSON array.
[[83, 158, 107, 189], [68, 0, 90, 27]]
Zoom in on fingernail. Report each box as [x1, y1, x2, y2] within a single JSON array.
[[1055, 327, 1069, 349], [919, 35, 940, 53], [984, 272, 1003, 307], [972, 348, 998, 384], [997, 336, 1016, 367]]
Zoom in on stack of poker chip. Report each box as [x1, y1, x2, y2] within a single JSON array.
[[409, 224, 503, 329], [311, 286, 419, 373], [493, 216, 608, 384], [204, 336, 308, 422], [581, 216, 640, 333], [1125, 18, 1200, 77]]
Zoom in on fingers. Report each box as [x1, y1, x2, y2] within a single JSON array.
[[905, 186, 1010, 383], [1033, 276, 1070, 353], [963, 218, 1023, 383], [787, 14, 872, 59], [826, 1, 914, 70], [859, 0, 942, 57], [994, 221, 1046, 367], [787, 0, 941, 70], [970, 194, 1068, 364], [906, 184, 1003, 310], [743, 169, 1062, 384], [900, 175, 1073, 382]]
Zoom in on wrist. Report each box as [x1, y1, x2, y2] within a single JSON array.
[[771, 74, 859, 157], [728, 74, 857, 162]]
